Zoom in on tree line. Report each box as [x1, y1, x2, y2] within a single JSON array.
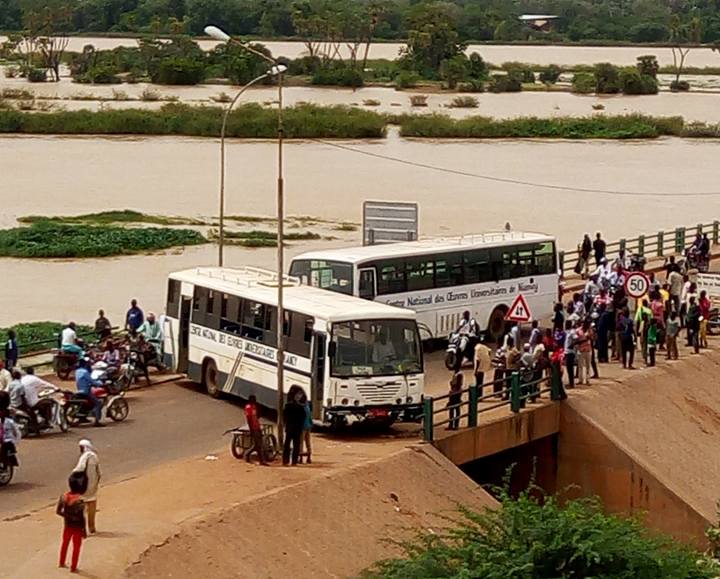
[[3, 0, 720, 44]]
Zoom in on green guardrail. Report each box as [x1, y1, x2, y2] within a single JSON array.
[[561, 220, 720, 278], [422, 366, 564, 443], [17, 326, 122, 359]]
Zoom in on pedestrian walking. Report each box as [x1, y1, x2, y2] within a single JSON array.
[[686, 296, 701, 354], [4, 329, 18, 371], [699, 290, 711, 349], [282, 386, 306, 466], [300, 394, 312, 465], [666, 311, 680, 360], [619, 309, 636, 369], [125, 299, 144, 332], [647, 318, 658, 367], [563, 321, 576, 388], [575, 321, 592, 386], [72, 439, 101, 534], [447, 370, 463, 430], [504, 337, 521, 398], [57, 475, 86, 573], [473, 338, 492, 391], [579, 234, 592, 277], [593, 232, 606, 267], [244, 395, 268, 465]]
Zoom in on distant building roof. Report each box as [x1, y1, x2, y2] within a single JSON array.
[[518, 14, 559, 22]]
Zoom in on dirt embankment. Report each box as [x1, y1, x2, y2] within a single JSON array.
[[124, 445, 496, 579], [563, 348, 720, 526]]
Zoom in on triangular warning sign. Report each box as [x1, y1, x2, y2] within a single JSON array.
[[505, 294, 532, 322]]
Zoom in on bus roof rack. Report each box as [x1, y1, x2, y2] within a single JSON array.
[[194, 266, 301, 288]]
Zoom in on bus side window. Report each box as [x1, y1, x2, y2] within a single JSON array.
[[359, 268, 376, 299], [166, 279, 180, 318]]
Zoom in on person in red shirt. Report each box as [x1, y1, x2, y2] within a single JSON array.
[[57, 476, 86, 572], [699, 290, 711, 349], [244, 395, 268, 465]]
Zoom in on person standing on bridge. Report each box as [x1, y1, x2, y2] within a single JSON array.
[[473, 337, 492, 390], [56, 475, 86, 573], [593, 233, 606, 268], [699, 290, 711, 349], [563, 321, 576, 388], [72, 439, 101, 534], [686, 296, 701, 354], [244, 395, 268, 466], [447, 369, 463, 430], [282, 386, 306, 465], [4, 329, 18, 371], [125, 299, 144, 333], [578, 234, 592, 277], [666, 311, 680, 360]]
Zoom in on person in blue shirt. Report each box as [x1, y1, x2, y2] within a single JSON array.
[[125, 299, 144, 332], [4, 330, 18, 370], [75, 359, 104, 427]]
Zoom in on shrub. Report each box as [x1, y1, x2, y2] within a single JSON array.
[[636, 55, 659, 78], [620, 70, 658, 95], [140, 88, 160, 101], [395, 71, 420, 89], [111, 89, 130, 101], [488, 73, 522, 93], [287, 55, 321, 76], [363, 99, 381, 106], [151, 57, 205, 85], [467, 52, 489, 81], [311, 64, 363, 88], [594, 63, 621, 94], [682, 122, 720, 137], [4, 66, 19, 79], [83, 65, 121, 84], [440, 55, 469, 89], [670, 80, 691, 92], [501, 62, 535, 83], [457, 80, 485, 93], [27, 68, 47, 83], [211, 92, 232, 103], [539, 64, 562, 84], [572, 73, 596, 94], [364, 487, 717, 579], [409, 95, 428, 107], [448, 96, 479, 108]]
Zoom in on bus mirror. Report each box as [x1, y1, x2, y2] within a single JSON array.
[[328, 341, 337, 358]]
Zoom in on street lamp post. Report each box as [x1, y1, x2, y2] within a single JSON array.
[[206, 25, 287, 446]]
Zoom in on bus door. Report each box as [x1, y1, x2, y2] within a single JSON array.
[[177, 296, 192, 373], [358, 268, 376, 300], [311, 333, 326, 420]]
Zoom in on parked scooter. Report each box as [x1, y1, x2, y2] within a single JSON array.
[[445, 331, 478, 371]]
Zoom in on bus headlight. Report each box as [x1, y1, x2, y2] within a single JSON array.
[[354, 400, 360, 406], [396, 398, 402, 405], [406, 396, 414, 403], [341, 398, 349, 406]]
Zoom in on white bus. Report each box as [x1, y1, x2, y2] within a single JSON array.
[[289, 232, 559, 343], [163, 267, 424, 425]]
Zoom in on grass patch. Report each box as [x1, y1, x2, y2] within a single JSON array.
[[334, 223, 358, 232], [226, 214, 275, 223], [211, 229, 322, 248], [0, 221, 206, 258], [0, 321, 94, 355], [18, 209, 206, 226], [0, 103, 387, 139], [400, 114, 685, 139]]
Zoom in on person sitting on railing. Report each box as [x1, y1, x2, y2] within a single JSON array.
[[61, 323, 85, 357]]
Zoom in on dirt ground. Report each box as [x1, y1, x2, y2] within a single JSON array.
[[566, 345, 720, 522], [2, 434, 495, 579]]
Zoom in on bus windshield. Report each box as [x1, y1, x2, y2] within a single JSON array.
[[330, 319, 422, 377], [289, 259, 353, 295]]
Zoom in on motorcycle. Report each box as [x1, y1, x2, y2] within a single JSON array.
[[686, 247, 709, 273], [445, 331, 478, 371], [53, 350, 81, 380], [64, 386, 129, 427], [0, 443, 18, 487], [13, 389, 69, 437], [91, 360, 130, 394], [628, 253, 647, 272]]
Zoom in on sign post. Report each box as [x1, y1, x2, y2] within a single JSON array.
[[505, 294, 532, 323]]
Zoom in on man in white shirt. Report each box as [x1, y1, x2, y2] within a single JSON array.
[[0, 361, 11, 392], [61, 322, 84, 356], [21, 367, 57, 408]]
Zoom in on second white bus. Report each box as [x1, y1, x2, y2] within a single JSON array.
[[163, 267, 424, 425], [289, 231, 559, 343]]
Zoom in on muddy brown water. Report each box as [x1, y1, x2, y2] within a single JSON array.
[[0, 131, 717, 326]]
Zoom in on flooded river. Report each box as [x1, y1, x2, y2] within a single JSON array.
[[4, 36, 720, 68], [1, 132, 718, 326]]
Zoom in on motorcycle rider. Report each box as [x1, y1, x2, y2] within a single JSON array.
[[75, 359, 104, 427], [137, 313, 164, 368], [0, 391, 21, 468], [456, 310, 479, 339], [8, 370, 39, 431], [21, 367, 59, 426], [61, 322, 85, 356]]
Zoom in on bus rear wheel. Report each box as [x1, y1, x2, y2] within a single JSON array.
[[203, 359, 221, 398], [487, 306, 508, 345]]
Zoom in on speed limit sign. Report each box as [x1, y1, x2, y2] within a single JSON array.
[[624, 272, 650, 299]]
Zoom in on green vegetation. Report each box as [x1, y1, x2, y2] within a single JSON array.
[[0, 221, 206, 258], [0, 103, 387, 139], [1, 322, 94, 354], [400, 114, 686, 139], [363, 485, 719, 579], [18, 209, 205, 226], [210, 229, 324, 248]]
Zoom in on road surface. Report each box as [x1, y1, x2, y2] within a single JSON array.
[[2, 380, 245, 518]]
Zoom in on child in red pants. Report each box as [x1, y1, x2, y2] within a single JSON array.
[[56, 476, 86, 572]]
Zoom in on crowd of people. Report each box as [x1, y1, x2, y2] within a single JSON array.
[[446, 235, 716, 430]]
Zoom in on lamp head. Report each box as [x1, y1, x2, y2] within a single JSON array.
[[204, 25, 231, 42], [268, 64, 288, 76]]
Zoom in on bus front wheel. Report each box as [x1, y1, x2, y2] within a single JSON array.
[[487, 306, 508, 345], [203, 359, 221, 398]]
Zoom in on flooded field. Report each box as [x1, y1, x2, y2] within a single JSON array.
[[0, 132, 717, 325]]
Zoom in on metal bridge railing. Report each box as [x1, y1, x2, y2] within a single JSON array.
[[422, 366, 564, 442], [558, 220, 720, 278]]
